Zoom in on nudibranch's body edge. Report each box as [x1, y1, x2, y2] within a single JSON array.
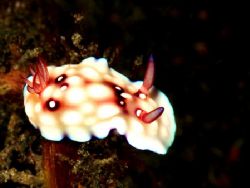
[[23, 57, 176, 154]]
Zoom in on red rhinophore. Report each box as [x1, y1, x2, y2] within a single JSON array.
[[136, 107, 164, 123], [141, 107, 164, 123], [135, 55, 164, 123], [140, 55, 155, 94], [25, 57, 49, 94]]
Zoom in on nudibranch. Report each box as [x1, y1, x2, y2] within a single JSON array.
[[23, 56, 176, 154]]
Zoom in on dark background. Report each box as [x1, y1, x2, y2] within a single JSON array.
[[0, 0, 246, 187]]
